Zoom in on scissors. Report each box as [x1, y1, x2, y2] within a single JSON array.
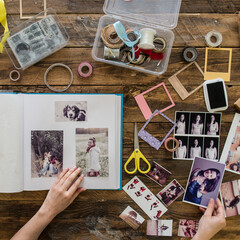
[[124, 122, 151, 174]]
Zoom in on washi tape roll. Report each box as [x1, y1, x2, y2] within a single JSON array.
[[77, 62, 93, 78], [9, 70, 21, 81], [164, 137, 179, 152], [182, 46, 198, 62], [205, 30, 223, 48], [138, 28, 156, 50], [153, 37, 166, 53]]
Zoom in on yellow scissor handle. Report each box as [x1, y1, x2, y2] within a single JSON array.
[[135, 149, 151, 174], [0, 0, 9, 53], [124, 150, 138, 174]]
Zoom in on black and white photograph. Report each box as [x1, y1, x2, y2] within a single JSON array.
[[204, 137, 219, 161], [190, 112, 205, 135], [174, 136, 189, 159], [55, 101, 87, 122], [31, 130, 63, 178], [188, 136, 203, 159], [76, 128, 108, 177], [205, 113, 221, 136], [146, 220, 173, 236], [175, 112, 190, 134]]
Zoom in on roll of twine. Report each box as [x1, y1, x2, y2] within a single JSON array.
[[153, 37, 166, 53]]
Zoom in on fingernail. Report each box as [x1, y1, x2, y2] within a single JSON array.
[[77, 167, 81, 171]]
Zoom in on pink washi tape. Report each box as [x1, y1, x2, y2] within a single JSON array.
[[164, 137, 179, 152], [77, 62, 93, 78]]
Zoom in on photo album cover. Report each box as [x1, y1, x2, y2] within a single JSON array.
[[174, 111, 221, 161], [0, 93, 122, 192]]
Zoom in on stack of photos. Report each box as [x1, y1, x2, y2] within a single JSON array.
[[146, 220, 173, 236], [174, 111, 221, 160], [157, 179, 185, 207], [183, 157, 225, 208], [146, 161, 172, 186], [119, 206, 144, 230], [220, 179, 240, 217], [178, 219, 199, 237]]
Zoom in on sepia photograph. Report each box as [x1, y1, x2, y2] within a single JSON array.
[[178, 219, 199, 237], [146, 220, 173, 236]]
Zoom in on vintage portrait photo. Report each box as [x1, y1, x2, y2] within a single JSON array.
[[183, 157, 225, 208], [31, 130, 63, 178], [76, 128, 108, 177], [188, 136, 203, 159], [178, 219, 199, 237], [174, 136, 189, 159], [146, 161, 172, 186], [157, 179, 185, 207], [55, 101, 87, 122], [204, 137, 219, 161], [220, 179, 240, 217], [205, 113, 221, 136], [146, 220, 173, 236], [190, 112, 205, 135], [175, 112, 190, 134], [119, 206, 144, 230]]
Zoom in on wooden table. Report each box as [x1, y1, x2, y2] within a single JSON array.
[[0, 1, 240, 239]]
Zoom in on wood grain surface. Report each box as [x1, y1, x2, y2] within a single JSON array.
[[0, 0, 240, 239]]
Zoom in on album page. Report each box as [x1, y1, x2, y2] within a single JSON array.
[[23, 94, 122, 190], [0, 94, 23, 192]]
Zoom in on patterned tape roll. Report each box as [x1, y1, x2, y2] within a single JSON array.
[[77, 62, 93, 78], [182, 46, 198, 62], [164, 137, 179, 152], [205, 30, 222, 48], [9, 70, 21, 81]]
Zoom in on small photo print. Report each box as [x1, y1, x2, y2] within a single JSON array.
[[178, 219, 199, 237], [76, 128, 108, 177], [31, 130, 63, 178], [183, 157, 225, 208], [175, 112, 190, 134], [190, 112, 205, 135], [188, 136, 203, 159], [204, 137, 219, 161], [146, 220, 173, 236], [146, 161, 172, 186], [157, 179, 185, 207], [205, 113, 221, 136], [55, 101, 87, 122], [220, 180, 240, 217], [119, 206, 144, 230], [174, 136, 189, 159]]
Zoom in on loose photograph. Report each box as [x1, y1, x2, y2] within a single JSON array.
[[189, 136, 203, 159], [174, 136, 188, 159], [220, 179, 240, 217], [205, 113, 221, 136], [178, 219, 199, 238], [190, 112, 205, 135], [119, 206, 144, 230], [146, 220, 173, 236], [31, 130, 63, 178], [204, 137, 219, 161], [55, 101, 87, 122], [76, 128, 108, 177], [146, 161, 172, 186], [183, 157, 225, 208], [175, 112, 190, 134], [157, 179, 185, 207]]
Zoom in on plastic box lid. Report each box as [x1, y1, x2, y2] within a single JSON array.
[[103, 0, 182, 29]]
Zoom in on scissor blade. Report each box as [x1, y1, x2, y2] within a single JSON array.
[[134, 122, 139, 150]]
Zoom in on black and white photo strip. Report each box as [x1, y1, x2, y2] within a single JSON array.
[[174, 112, 221, 160]]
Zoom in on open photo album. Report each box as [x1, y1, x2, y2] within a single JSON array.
[[0, 93, 123, 192]]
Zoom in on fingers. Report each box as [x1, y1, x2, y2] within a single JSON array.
[[62, 167, 82, 190], [216, 198, 225, 217], [68, 174, 85, 196], [59, 166, 77, 186], [199, 207, 206, 213], [204, 198, 215, 216], [70, 187, 86, 203], [54, 168, 69, 186]]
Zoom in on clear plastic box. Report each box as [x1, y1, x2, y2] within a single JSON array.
[[1, 8, 69, 70], [92, 0, 182, 76]]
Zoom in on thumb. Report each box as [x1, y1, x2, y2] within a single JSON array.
[[204, 198, 215, 216]]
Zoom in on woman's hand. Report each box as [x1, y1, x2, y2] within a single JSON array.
[[192, 198, 226, 240], [39, 167, 86, 219]]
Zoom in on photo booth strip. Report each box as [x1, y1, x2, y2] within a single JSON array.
[[138, 109, 177, 150], [134, 82, 175, 120], [168, 61, 204, 101], [123, 176, 168, 220], [204, 47, 232, 82]]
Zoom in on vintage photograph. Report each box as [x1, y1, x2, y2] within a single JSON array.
[[188, 136, 203, 159], [174, 136, 188, 159], [157, 179, 185, 207], [31, 130, 63, 178], [175, 112, 190, 134], [190, 112, 205, 135], [146, 220, 173, 236], [55, 101, 87, 122], [178, 219, 199, 237], [76, 128, 108, 177], [220, 180, 240, 217], [204, 137, 219, 161], [205, 113, 221, 136], [183, 157, 225, 208], [119, 206, 144, 230], [146, 161, 172, 186]]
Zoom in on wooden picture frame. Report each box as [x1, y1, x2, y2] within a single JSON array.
[[20, 0, 47, 19]]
